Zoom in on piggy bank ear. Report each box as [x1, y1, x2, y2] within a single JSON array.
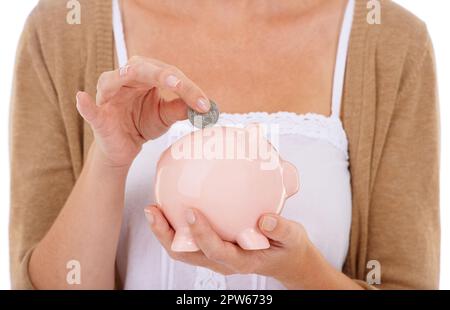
[[281, 160, 299, 198]]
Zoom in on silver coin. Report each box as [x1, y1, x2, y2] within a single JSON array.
[[188, 100, 220, 129]]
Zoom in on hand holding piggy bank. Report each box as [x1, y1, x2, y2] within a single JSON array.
[[155, 124, 299, 252]]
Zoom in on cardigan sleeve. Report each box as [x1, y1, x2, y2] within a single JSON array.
[[9, 9, 76, 289], [364, 30, 440, 289]]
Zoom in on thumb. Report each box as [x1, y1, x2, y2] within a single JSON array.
[[76, 91, 100, 127], [158, 97, 188, 127], [258, 214, 303, 246]]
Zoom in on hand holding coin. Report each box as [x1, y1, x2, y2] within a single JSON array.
[[188, 100, 220, 129], [76, 56, 212, 168]]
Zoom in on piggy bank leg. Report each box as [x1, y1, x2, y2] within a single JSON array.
[[171, 226, 199, 252], [236, 228, 270, 250]]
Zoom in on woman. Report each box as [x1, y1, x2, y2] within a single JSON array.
[[9, 0, 440, 289]]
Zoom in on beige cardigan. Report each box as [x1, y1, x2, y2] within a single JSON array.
[[9, 0, 440, 289]]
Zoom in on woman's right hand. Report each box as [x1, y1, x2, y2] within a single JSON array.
[[76, 56, 210, 168]]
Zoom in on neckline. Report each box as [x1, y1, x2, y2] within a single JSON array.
[[112, 0, 355, 121], [169, 111, 350, 157]]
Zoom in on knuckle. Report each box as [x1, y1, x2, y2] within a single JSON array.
[[279, 223, 292, 240], [128, 62, 144, 78], [159, 66, 181, 81], [125, 64, 138, 80], [168, 65, 182, 76], [96, 72, 108, 91], [179, 77, 199, 96], [127, 55, 143, 64], [281, 225, 292, 238], [288, 223, 299, 239]]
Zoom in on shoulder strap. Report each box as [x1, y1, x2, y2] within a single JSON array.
[[331, 0, 355, 118], [112, 0, 128, 68]]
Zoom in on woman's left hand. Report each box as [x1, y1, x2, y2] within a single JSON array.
[[144, 205, 313, 289]]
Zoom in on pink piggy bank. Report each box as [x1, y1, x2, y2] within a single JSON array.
[[155, 124, 299, 252]]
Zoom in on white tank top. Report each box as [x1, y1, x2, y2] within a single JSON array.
[[114, 0, 355, 290]]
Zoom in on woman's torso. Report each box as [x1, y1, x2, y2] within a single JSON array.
[[115, 0, 354, 289]]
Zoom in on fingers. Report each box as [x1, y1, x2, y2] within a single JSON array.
[[144, 205, 201, 262], [144, 205, 230, 273], [258, 214, 304, 246], [186, 209, 258, 274], [185, 209, 228, 262], [158, 97, 189, 127], [144, 205, 175, 250], [76, 91, 100, 128], [96, 57, 211, 113]]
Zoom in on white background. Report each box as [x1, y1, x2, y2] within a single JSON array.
[[0, 1, 448, 290]]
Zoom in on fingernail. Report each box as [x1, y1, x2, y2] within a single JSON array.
[[76, 91, 81, 105], [197, 98, 210, 112], [144, 209, 154, 225], [166, 75, 181, 88], [185, 209, 196, 225], [261, 216, 277, 232]]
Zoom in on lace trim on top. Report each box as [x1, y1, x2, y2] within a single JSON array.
[[168, 112, 349, 158]]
